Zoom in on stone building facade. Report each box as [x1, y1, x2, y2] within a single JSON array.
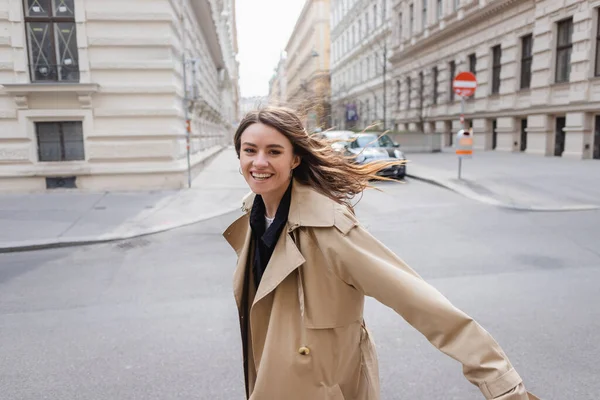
[[268, 55, 287, 107], [0, 0, 239, 192], [284, 0, 331, 132], [330, 0, 393, 131], [239, 95, 268, 119], [389, 0, 600, 159]]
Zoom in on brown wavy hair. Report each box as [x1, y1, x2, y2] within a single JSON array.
[[234, 106, 406, 208]]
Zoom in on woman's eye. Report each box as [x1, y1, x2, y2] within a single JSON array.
[[270, 150, 281, 155], [243, 148, 255, 154]]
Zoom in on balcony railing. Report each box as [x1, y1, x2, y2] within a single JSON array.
[[29, 63, 80, 83]]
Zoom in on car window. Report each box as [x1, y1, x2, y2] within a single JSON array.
[[378, 134, 395, 147], [352, 135, 380, 148]]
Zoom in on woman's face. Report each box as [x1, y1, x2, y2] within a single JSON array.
[[239, 123, 300, 198]]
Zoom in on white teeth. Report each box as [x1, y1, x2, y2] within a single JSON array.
[[252, 173, 272, 179]]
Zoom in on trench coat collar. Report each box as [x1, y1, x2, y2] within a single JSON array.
[[224, 179, 336, 309], [240, 179, 335, 232]]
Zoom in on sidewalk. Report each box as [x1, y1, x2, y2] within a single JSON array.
[[0, 147, 248, 253], [406, 149, 600, 212]]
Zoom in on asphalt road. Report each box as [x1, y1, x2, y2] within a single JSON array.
[[1, 179, 599, 399]]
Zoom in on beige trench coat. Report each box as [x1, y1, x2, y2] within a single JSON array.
[[224, 181, 539, 400]]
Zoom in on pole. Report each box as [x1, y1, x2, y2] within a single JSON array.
[[382, 2, 387, 130], [181, 11, 192, 189], [458, 95, 465, 180]]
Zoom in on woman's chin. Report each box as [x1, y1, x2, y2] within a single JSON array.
[[248, 179, 274, 195]]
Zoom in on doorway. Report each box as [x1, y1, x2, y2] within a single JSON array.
[[554, 117, 566, 157], [520, 119, 528, 152], [594, 115, 600, 159], [492, 119, 497, 150]]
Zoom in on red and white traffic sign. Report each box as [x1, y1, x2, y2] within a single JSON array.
[[453, 72, 477, 97]]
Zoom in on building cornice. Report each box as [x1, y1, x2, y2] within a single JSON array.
[[389, 0, 524, 63], [191, 0, 225, 69]]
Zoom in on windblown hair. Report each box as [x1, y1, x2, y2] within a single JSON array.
[[234, 106, 406, 208]]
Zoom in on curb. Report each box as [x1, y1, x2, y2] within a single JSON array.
[[0, 205, 242, 254], [407, 173, 600, 212]]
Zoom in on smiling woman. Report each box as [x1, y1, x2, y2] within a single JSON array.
[[225, 107, 538, 400]]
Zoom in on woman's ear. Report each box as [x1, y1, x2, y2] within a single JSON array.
[[292, 155, 301, 169]]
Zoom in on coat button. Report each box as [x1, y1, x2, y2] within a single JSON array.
[[298, 346, 310, 355]]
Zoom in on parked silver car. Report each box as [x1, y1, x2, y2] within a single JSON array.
[[346, 133, 407, 179]]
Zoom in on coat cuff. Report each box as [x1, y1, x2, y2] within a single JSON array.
[[479, 368, 523, 399]]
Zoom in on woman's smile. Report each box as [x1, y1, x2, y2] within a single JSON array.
[[251, 171, 274, 181]]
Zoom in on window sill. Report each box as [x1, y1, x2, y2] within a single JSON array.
[[1, 83, 99, 109], [30, 161, 89, 177]]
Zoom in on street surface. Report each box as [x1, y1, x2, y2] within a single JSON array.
[[1, 179, 599, 399]]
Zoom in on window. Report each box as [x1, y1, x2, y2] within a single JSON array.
[[449, 60, 456, 101], [374, 52, 378, 76], [36, 121, 84, 162], [24, 0, 79, 82], [520, 34, 533, 89], [396, 80, 401, 110], [468, 53, 476, 74], [422, 0, 428, 30], [373, 5, 377, 27], [437, 0, 442, 20], [407, 76, 412, 108], [419, 71, 424, 109], [556, 18, 573, 83], [367, 56, 370, 78], [596, 9, 600, 76], [454, 0, 459, 12], [359, 101, 363, 121], [398, 12, 403, 42], [491, 45, 502, 94], [366, 99, 370, 122], [432, 66, 438, 105], [409, 4, 414, 34], [358, 19, 362, 39], [365, 11, 369, 33], [374, 95, 378, 118]]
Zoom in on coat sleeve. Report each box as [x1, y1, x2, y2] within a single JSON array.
[[317, 209, 532, 400]]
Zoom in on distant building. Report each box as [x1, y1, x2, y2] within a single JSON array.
[[389, 0, 600, 159], [0, 0, 240, 191], [239, 96, 269, 119], [268, 54, 288, 107], [282, 0, 331, 132], [330, 0, 393, 131]]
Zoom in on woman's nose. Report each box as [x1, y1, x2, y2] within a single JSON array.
[[253, 152, 268, 167]]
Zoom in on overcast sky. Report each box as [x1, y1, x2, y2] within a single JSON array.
[[235, 0, 306, 98]]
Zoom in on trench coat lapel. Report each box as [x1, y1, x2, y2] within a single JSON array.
[[224, 213, 252, 310], [252, 223, 305, 307]]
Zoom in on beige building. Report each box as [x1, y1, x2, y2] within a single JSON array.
[[390, 0, 600, 159], [0, 0, 239, 192], [268, 54, 287, 107], [330, 0, 393, 131], [239, 95, 268, 119], [283, 0, 331, 131]]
